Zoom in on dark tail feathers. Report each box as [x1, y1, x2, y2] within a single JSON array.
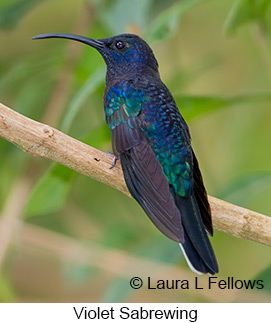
[[176, 194, 218, 275]]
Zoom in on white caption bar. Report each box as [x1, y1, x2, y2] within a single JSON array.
[[0, 303, 269, 322]]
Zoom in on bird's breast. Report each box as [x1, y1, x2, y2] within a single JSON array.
[[104, 83, 147, 130]]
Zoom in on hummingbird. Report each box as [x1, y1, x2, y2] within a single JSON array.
[[32, 33, 218, 274]]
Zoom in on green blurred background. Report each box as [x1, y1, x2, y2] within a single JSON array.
[[0, 0, 270, 302]]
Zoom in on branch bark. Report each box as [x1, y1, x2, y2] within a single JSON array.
[[1, 102, 271, 247]]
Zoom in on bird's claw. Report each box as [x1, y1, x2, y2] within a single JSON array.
[[106, 151, 119, 169]]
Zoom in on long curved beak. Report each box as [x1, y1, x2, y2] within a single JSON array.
[[32, 33, 104, 49]]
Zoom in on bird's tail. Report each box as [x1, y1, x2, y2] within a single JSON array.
[[175, 194, 218, 275]]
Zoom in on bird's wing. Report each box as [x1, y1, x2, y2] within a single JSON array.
[[192, 150, 213, 235], [105, 83, 184, 242], [120, 137, 184, 243]]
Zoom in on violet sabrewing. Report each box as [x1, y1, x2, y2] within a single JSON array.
[[32, 33, 218, 274]]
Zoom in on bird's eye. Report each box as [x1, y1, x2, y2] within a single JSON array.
[[114, 40, 125, 50]]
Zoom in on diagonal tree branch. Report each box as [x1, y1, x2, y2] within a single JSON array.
[[0, 102, 271, 247]]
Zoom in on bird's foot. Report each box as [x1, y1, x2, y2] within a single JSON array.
[[106, 151, 119, 169]]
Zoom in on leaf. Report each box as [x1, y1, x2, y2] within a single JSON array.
[[0, 144, 28, 209], [24, 164, 75, 217], [101, 278, 133, 302], [62, 264, 97, 284], [135, 236, 182, 264], [175, 95, 230, 120], [91, 0, 153, 35], [61, 66, 105, 133], [0, 0, 45, 29], [217, 173, 271, 210], [224, 0, 271, 35], [0, 274, 17, 302], [83, 124, 111, 149], [24, 124, 110, 218], [174, 93, 271, 120], [144, 0, 204, 41], [253, 264, 271, 294]]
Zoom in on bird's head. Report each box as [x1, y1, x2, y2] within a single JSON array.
[[32, 33, 159, 80]]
